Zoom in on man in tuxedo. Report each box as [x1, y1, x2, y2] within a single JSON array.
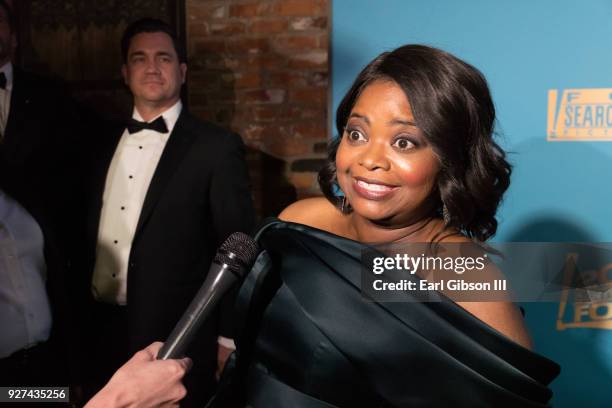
[[0, 0, 75, 185], [83, 18, 255, 406], [0, 0, 81, 390], [0, 0, 83, 246]]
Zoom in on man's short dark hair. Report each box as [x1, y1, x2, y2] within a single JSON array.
[[121, 18, 186, 63], [0, 0, 15, 32]]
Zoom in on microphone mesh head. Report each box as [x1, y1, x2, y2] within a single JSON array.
[[214, 232, 259, 277]]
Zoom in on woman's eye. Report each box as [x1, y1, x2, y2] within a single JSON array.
[[347, 129, 366, 142], [392, 137, 415, 151]]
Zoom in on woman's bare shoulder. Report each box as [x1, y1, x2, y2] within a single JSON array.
[[436, 235, 532, 348], [278, 197, 343, 231], [457, 301, 533, 349]]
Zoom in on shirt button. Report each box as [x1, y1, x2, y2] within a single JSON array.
[[114, 240, 118, 244], [129, 175, 133, 179], [139, 146, 143, 149], [121, 206, 125, 210]]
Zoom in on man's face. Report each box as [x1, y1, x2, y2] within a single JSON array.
[[0, 6, 16, 64], [122, 31, 186, 111]]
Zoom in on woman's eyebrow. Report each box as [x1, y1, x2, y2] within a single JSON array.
[[348, 113, 417, 127], [388, 118, 417, 127], [348, 112, 369, 125]]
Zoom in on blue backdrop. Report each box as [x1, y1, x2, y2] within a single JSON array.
[[332, 1, 612, 406]]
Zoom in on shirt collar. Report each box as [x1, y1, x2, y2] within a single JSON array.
[[0, 62, 14, 91], [132, 100, 182, 141]]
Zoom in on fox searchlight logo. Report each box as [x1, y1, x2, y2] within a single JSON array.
[[547, 88, 612, 141], [557, 253, 612, 331]]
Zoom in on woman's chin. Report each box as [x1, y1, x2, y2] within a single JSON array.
[[351, 204, 396, 224]]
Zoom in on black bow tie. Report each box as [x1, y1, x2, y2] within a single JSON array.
[[126, 116, 168, 134], [0, 72, 6, 90]]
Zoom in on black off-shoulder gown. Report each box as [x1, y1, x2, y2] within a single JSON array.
[[214, 220, 560, 408]]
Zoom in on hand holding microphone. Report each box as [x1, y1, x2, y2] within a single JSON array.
[[157, 232, 259, 360], [84, 233, 257, 408], [85, 342, 191, 408]]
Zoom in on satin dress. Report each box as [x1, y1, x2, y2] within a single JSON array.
[[215, 219, 560, 408]]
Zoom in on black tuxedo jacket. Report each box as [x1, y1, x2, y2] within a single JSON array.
[[84, 108, 255, 375], [1, 68, 79, 205]]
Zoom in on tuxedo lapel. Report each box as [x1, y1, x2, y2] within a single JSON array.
[[3, 69, 32, 155], [133, 110, 197, 241]]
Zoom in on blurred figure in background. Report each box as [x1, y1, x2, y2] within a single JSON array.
[[0, 0, 83, 395], [0, 175, 71, 389]]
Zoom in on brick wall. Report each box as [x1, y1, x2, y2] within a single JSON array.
[[185, 0, 330, 219]]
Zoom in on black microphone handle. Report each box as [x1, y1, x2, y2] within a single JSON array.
[[157, 262, 238, 360]]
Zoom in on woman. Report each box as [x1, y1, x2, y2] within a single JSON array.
[[215, 44, 560, 408], [280, 44, 531, 345]]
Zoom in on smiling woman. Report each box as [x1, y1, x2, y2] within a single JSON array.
[[336, 80, 440, 229], [318, 44, 511, 243], [280, 45, 531, 344], [211, 45, 560, 408]]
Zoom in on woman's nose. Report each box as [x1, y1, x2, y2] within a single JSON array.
[[358, 141, 390, 171]]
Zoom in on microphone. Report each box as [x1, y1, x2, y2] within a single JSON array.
[[157, 232, 259, 360]]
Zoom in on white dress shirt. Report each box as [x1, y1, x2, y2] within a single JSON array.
[[0, 62, 14, 137], [92, 101, 182, 305], [0, 189, 52, 358]]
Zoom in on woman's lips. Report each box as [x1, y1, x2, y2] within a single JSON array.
[[352, 178, 398, 200]]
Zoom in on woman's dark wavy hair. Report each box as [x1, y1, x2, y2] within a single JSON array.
[[318, 44, 511, 241]]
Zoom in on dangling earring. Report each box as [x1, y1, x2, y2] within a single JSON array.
[[341, 196, 348, 213], [442, 204, 451, 224]]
